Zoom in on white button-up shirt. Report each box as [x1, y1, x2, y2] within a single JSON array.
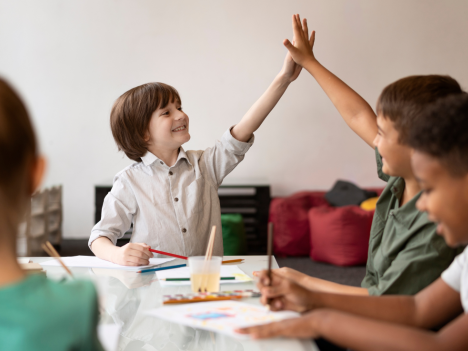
[[89, 128, 254, 257]]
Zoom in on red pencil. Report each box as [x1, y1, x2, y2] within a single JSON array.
[[149, 248, 245, 265], [149, 248, 188, 260]]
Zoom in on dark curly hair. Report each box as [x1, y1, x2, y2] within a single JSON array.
[[408, 93, 468, 176]]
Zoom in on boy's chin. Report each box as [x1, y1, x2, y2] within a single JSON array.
[[440, 230, 465, 248], [181, 133, 191, 143]]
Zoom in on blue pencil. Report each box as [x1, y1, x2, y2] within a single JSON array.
[[137, 263, 186, 273]]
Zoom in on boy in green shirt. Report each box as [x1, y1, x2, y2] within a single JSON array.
[[239, 86, 468, 351], [0, 78, 103, 351], [266, 15, 463, 296]]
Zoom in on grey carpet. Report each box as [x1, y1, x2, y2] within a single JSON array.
[[277, 257, 366, 287]]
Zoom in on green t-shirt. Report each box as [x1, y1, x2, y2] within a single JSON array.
[[361, 149, 461, 295], [0, 274, 103, 351]]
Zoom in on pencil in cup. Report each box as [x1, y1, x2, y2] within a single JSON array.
[[188, 256, 222, 293]]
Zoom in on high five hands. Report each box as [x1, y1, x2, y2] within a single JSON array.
[[283, 14, 316, 67]]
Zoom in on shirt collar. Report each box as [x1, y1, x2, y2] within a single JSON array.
[[388, 180, 430, 229], [140, 147, 192, 167]]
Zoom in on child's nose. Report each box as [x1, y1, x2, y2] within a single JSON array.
[[372, 134, 379, 148], [416, 194, 427, 212], [176, 111, 187, 120]]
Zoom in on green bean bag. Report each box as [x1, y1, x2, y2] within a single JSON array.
[[221, 214, 247, 255]]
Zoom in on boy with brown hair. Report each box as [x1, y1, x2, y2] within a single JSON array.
[[89, 52, 302, 266], [265, 15, 463, 296], [239, 93, 468, 351]]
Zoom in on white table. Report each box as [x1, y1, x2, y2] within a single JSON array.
[[30, 255, 318, 351]]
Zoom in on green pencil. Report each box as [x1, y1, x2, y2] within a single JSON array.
[[161, 277, 236, 281]]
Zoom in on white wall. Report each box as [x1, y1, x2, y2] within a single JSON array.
[[1, 0, 467, 238]]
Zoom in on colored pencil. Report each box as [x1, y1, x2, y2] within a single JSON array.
[[137, 263, 186, 273], [42, 241, 73, 277], [163, 296, 244, 304], [148, 248, 242, 264], [149, 248, 188, 260], [221, 259, 244, 264], [266, 222, 274, 308], [160, 277, 236, 281]]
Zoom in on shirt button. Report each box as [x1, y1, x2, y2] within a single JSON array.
[[182, 228, 187, 233], [390, 211, 394, 216], [160, 161, 164, 165], [174, 197, 179, 202], [169, 171, 173, 176]]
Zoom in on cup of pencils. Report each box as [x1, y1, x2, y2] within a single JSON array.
[[188, 256, 222, 293]]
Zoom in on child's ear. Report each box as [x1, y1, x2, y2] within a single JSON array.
[[30, 156, 46, 195], [144, 130, 150, 143]]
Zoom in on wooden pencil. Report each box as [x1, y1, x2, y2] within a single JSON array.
[[221, 259, 244, 264], [163, 295, 244, 304], [200, 225, 216, 292], [266, 222, 274, 308], [42, 241, 73, 277]]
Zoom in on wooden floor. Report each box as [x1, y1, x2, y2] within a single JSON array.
[[57, 239, 366, 287]]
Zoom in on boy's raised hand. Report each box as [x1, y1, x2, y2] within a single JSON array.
[[283, 14, 316, 67], [279, 48, 302, 83], [257, 270, 316, 312]]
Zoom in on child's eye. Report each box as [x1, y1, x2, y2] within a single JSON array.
[[162, 111, 169, 116], [178, 107, 183, 111]]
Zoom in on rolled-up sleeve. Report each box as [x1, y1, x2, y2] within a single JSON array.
[[201, 126, 254, 187], [88, 176, 137, 249]]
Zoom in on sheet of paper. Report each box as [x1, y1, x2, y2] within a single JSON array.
[[156, 265, 252, 285], [17, 258, 31, 264], [146, 301, 299, 339], [98, 324, 121, 351], [40, 255, 175, 271]]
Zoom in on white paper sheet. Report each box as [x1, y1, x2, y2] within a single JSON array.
[[98, 324, 121, 351], [17, 258, 31, 264], [146, 301, 299, 339], [40, 255, 175, 271], [156, 265, 252, 285]]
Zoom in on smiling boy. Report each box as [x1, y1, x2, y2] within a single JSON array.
[[267, 15, 463, 296], [89, 52, 302, 266], [239, 93, 468, 351]]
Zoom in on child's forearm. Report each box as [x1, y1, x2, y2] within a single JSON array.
[[301, 57, 378, 147], [309, 290, 420, 327], [299, 275, 369, 295], [231, 75, 291, 142], [91, 237, 119, 262], [314, 310, 454, 351]]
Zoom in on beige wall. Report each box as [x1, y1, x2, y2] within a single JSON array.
[[1, 0, 467, 238]]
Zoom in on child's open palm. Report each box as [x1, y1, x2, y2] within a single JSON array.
[[280, 48, 302, 83], [283, 14, 316, 67]]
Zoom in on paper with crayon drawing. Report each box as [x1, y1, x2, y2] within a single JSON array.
[[156, 265, 252, 285], [146, 301, 299, 339], [41, 255, 174, 271]]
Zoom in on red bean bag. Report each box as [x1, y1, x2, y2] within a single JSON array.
[[270, 192, 330, 257], [309, 206, 374, 266]]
